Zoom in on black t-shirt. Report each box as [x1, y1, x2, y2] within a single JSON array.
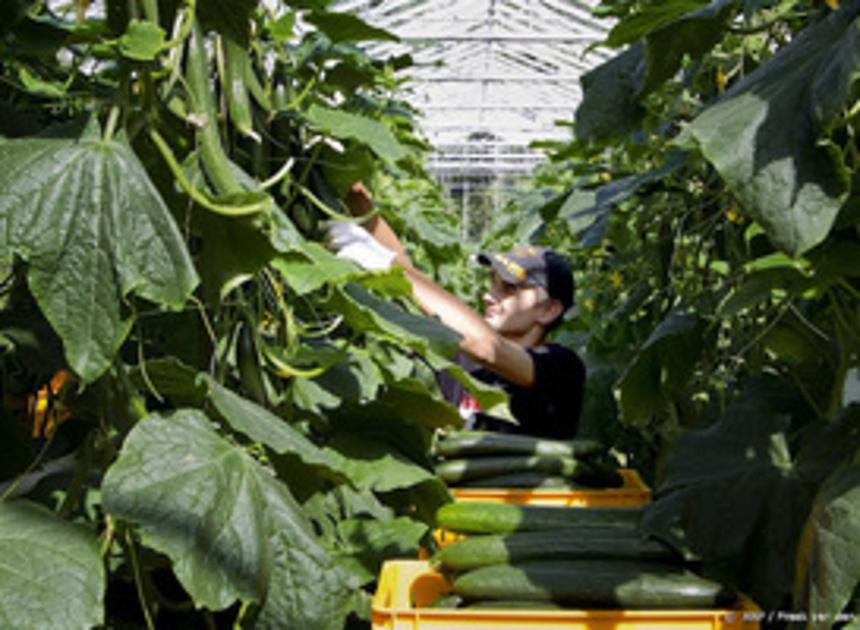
[[437, 344, 586, 440]]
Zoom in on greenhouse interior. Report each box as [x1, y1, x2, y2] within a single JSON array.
[[1, 1, 859, 629]]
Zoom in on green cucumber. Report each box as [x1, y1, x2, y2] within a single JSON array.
[[186, 19, 240, 195], [435, 456, 601, 484], [452, 560, 736, 609], [436, 502, 641, 535], [437, 529, 678, 571], [436, 431, 605, 459], [426, 593, 463, 609], [236, 320, 267, 406], [221, 36, 258, 140]]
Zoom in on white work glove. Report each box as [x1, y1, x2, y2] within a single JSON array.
[[325, 220, 396, 271]]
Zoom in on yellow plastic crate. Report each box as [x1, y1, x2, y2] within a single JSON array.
[[429, 468, 652, 550], [449, 468, 652, 508], [372, 560, 761, 630]]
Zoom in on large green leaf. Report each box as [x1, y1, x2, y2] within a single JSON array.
[[0, 119, 198, 382], [641, 381, 860, 609], [334, 516, 427, 585], [199, 374, 348, 478], [0, 499, 105, 630], [617, 312, 705, 427], [795, 454, 860, 629], [305, 11, 399, 43], [329, 283, 461, 359], [252, 468, 355, 630], [272, 242, 361, 295], [574, 44, 646, 143], [604, 0, 712, 47], [382, 377, 463, 430], [291, 347, 384, 414], [642, 0, 736, 95], [323, 432, 435, 493], [103, 410, 352, 626], [555, 154, 685, 246], [682, 4, 860, 255], [305, 105, 409, 166]]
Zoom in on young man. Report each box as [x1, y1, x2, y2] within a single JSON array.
[[326, 183, 585, 439]]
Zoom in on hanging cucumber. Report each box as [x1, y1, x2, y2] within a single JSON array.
[[452, 560, 736, 609], [236, 320, 268, 406], [242, 46, 271, 111], [436, 502, 641, 535], [220, 36, 259, 142], [186, 18, 241, 195]]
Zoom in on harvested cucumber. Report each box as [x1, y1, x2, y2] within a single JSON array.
[[435, 456, 615, 484], [437, 529, 678, 571], [426, 593, 463, 609], [436, 502, 642, 535], [452, 560, 735, 609], [436, 431, 605, 459]]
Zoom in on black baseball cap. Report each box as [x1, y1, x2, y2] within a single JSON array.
[[477, 245, 574, 311]]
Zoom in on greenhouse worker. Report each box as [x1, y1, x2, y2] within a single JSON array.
[[326, 182, 585, 440]]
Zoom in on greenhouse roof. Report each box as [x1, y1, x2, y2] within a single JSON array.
[[333, 0, 613, 174]]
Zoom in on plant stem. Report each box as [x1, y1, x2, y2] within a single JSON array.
[[0, 430, 57, 501], [126, 529, 156, 630], [148, 128, 270, 216], [103, 106, 121, 142]]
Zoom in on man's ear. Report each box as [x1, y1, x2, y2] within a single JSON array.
[[537, 299, 563, 326]]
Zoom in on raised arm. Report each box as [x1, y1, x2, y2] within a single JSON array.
[[399, 263, 536, 387], [340, 182, 536, 387], [344, 182, 409, 264]]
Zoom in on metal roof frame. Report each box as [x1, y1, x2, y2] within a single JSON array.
[[332, 1, 612, 232], [334, 0, 611, 173]]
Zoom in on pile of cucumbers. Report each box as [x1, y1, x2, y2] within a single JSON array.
[[433, 430, 624, 489], [429, 501, 737, 610]]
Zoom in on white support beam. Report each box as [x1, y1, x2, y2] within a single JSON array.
[[398, 34, 600, 42], [421, 104, 571, 110], [414, 75, 586, 82]]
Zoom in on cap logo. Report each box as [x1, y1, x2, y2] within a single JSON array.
[[512, 245, 541, 257], [497, 254, 527, 281]]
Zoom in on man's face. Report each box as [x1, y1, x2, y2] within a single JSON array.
[[482, 272, 553, 335]]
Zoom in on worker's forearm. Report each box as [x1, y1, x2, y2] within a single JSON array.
[[402, 264, 492, 342], [401, 264, 535, 387], [365, 215, 408, 264]]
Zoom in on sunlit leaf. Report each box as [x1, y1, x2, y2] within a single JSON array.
[[0, 118, 198, 382], [119, 19, 165, 60], [305, 105, 410, 165], [682, 5, 860, 255], [305, 11, 399, 43], [103, 410, 352, 625]]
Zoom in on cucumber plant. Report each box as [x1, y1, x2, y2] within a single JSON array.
[[0, 2, 498, 628], [483, 0, 860, 620]]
